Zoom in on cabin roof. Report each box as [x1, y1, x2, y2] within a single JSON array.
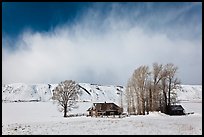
[[87, 102, 121, 111], [169, 105, 184, 111], [93, 102, 116, 105]]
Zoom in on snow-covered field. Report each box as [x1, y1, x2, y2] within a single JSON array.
[[2, 100, 202, 135], [2, 83, 202, 135]]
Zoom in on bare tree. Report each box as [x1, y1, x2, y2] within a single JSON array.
[[145, 77, 152, 114], [151, 63, 163, 111], [160, 74, 168, 113], [52, 80, 80, 117], [131, 68, 141, 115], [126, 82, 131, 114], [126, 65, 149, 115], [160, 63, 181, 113], [165, 63, 181, 106], [138, 66, 149, 115], [126, 78, 135, 114]]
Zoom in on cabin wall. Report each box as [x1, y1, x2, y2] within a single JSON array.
[[88, 103, 123, 117]]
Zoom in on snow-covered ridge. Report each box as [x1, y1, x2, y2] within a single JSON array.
[[177, 85, 202, 101], [2, 83, 124, 104], [2, 83, 57, 102], [2, 83, 202, 103]]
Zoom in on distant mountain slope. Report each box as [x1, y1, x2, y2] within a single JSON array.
[[2, 83, 57, 102], [2, 83, 202, 103], [2, 83, 124, 104], [177, 85, 202, 101]]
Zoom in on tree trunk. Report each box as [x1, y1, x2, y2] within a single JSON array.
[[168, 79, 171, 106], [142, 90, 145, 115], [149, 88, 152, 111], [146, 90, 149, 114], [64, 105, 67, 117], [163, 90, 168, 113]]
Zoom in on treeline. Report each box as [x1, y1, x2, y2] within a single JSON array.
[[126, 63, 181, 115]]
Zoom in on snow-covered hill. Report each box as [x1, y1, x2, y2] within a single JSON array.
[[2, 83, 202, 103], [177, 85, 202, 101], [2, 83, 57, 102], [2, 83, 124, 104]]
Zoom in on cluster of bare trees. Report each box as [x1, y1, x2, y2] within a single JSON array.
[[126, 63, 181, 115]]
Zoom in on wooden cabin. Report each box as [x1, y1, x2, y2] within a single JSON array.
[[167, 105, 185, 115], [87, 102, 123, 117]]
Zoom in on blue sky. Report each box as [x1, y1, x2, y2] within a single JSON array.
[[3, 2, 92, 37], [2, 2, 202, 85]]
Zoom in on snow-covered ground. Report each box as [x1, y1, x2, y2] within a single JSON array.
[[2, 83, 202, 135], [2, 100, 202, 135]]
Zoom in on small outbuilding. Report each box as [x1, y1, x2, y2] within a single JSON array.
[[167, 105, 185, 115], [87, 102, 123, 117]]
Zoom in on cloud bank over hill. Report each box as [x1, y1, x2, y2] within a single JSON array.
[[2, 3, 202, 85]]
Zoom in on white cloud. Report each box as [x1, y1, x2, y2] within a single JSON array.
[[2, 3, 202, 85]]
